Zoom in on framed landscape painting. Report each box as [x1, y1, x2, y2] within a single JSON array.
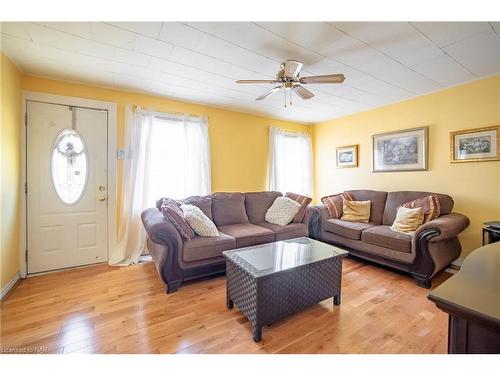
[[372, 127, 428, 172], [450, 125, 500, 163], [336, 144, 358, 168]]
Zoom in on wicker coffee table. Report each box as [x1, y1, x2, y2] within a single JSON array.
[[223, 237, 348, 342]]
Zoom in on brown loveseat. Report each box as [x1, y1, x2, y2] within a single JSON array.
[[313, 190, 470, 288], [142, 191, 316, 293]]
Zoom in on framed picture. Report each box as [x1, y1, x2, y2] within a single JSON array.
[[450, 125, 500, 163], [372, 127, 428, 172], [336, 144, 358, 168]]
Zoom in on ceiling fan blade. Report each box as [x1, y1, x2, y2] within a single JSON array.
[[284, 60, 303, 78], [256, 86, 282, 101], [293, 85, 315, 100], [236, 79, 278, 84], [299, 74, 345, 84]]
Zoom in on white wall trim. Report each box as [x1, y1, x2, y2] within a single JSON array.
[[20, 91, 117, 277], [0, 273, 20, 301]]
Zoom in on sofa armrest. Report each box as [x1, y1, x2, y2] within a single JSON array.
[[309, 204, 330, 239], [141, 207, 183, 247], [301, 205, 317, 225], [415, 213, 470, 243], [141, 208, 184, 293], [302, 205, 320, 238]]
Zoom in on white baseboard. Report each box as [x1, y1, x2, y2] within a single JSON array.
[[0, 273, 20, 301]]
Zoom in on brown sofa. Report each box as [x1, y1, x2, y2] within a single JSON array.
[[142, 191, 316, 293], [312, 190, 470, 288]]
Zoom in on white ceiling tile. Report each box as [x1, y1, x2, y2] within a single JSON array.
[[39, 22, 136, 50], [255, 22, 343, 53], [491, 22, 500, 35], [411, 54, 476, 86], [186, 22, 318, 66], [38, 22, 92, 38], [412, 22, 491, 48], [168, 46, 269, 81], [333, 22, 443, 67], [113, 48, 151, 67], [134, 35, 174, 60], [443, 30, 500, 77], [320, 38, 442, 94], [107, 22, 163, 38], [158, 22, 278, 76], [89, 23, 136, 50], [0, 22, 32, 40]]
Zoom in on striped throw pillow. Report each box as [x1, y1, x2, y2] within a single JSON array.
[[285, 192, 312, 223], [160, 200, 195, 240], [321, 192, 353, 218], [401, 195, 441, 223]]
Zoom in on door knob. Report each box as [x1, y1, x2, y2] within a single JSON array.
[[99, 185, 106, 191], [98, 197, 106, 201]]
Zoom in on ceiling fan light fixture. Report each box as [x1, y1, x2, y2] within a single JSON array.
[[235, 60, 345, 106]]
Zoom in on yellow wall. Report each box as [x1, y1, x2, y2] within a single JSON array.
[[313, 75, 500, 259], [0, 52, 22, 289]]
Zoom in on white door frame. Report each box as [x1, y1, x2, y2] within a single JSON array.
[[20, 91, 117, 277]]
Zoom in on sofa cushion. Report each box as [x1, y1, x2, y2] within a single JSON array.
[[324, 219, 375, 240], [182, 195, 213, 220], [160, 201, 195, 240], [341, 200, 371, 223], [211, 192, 249, 226], [218, 223, 275, 248], [244, 191, 282, 223], [347, 190, 388, 224], [321, 192, 353, 218], [257, 222, 308, 241], [390, 206, 424, 234], [285, 192, 312, 223], [265, 196, 301, 226], [182, 232, 236, 262], [383, 191, 454, 225], [361, 225, 412, 253], [181, 204, 219, 237], [400, 195, 441, 223]]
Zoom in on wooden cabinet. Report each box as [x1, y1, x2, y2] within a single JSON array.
[[428, 242, 500, 354]]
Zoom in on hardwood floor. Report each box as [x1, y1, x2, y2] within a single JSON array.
[[0, 257, 451, 354]]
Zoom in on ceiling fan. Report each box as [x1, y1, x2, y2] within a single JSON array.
[[236, 60, 345, 107]]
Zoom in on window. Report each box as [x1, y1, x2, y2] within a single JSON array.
[[146, 113, 211, 206], [268, 127, 312, 196], [51, 128, 88, 204]]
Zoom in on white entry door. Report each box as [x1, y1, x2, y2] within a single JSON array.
[[27, 101, 108, 274]]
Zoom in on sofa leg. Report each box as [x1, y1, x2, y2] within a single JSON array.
[[413, 275, 432, 289], [165, 280, 182, 294]]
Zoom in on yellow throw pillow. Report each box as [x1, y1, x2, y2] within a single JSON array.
[[341, 200, 371, 223], [391, 206, 424, 234]]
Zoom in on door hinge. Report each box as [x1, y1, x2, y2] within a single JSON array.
[[25, 182, 28, 195], [24, 113, 27, 126], [25, 250, 28, 262]]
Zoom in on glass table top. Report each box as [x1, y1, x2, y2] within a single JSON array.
[[223, 237, 348, 278]]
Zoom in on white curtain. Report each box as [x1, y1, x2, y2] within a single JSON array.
[[110, 105, 154, 265], [109, 106, 211, 265], [145, 113, 211, 204], [268, 126, 312, 196]]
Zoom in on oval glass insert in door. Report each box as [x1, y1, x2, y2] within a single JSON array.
[[51, 128, 88, 204]]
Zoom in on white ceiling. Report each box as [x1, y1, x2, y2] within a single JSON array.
[[1, 22, 499, 123]]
